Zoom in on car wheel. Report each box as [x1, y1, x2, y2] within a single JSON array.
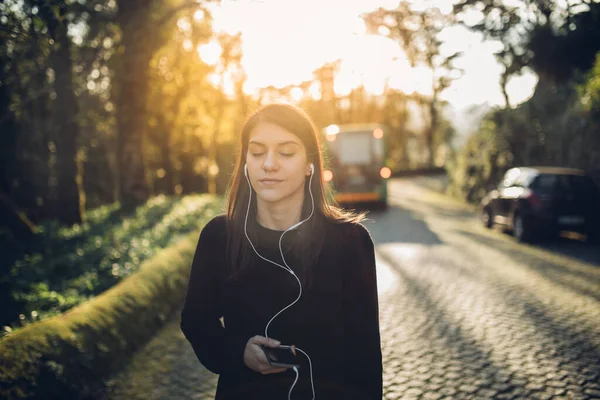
[[513, 213, 533, 242], [481, 208, 493, 229]]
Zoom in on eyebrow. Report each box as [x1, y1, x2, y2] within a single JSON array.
[[248, 140, 300, 147]]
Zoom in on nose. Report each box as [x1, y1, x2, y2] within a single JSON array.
[[262, 151, 278, 171]]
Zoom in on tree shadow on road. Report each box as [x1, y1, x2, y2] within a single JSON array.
[[483, 225, 600, 267], [454, 229, 600, 303], [376, 250, 519, 397], [379, 241, 600, 398], [535, 234, 600, 265], [447, 233, 600, 385], [358, 204, 444, 246]]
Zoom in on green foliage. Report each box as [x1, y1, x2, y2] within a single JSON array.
[[580, 53, 600, 120], [363, 4, 461, 166], [454, 0, 600, 84], [447, 52, 600, 203], [446, 117, 511, 203], [2, 194, 223, 332], [0, 206, 219, 399]]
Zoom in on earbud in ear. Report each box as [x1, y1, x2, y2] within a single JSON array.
[[244, 163, 248, 177], [309, 163, 314, 175]]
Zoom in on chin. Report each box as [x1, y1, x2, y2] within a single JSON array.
[[255, 191, 286, 204]]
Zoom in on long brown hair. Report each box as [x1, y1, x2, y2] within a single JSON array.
[[225, 103, 364, 284]]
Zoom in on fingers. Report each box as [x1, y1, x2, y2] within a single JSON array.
[[250, 335, 281, 348], [244, 336, 291, 375], [262, 366, 288, 375]]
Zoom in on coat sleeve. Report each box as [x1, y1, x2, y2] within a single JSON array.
[[343, 224, 383, 399], [180, 219, 247, 375]]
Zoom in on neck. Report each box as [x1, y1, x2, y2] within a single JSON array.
[[256, 192, 305, 231]]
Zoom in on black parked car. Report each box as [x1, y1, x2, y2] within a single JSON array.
[[480, 167, 600, 243]]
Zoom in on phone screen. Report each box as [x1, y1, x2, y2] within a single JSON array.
[[260, 345, 301, 368]]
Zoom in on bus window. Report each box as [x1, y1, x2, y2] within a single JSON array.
[[322, 125, 389, 208]]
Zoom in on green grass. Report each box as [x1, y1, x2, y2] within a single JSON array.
[[2, 194, 223, 334], [0, 197, 222, 399]]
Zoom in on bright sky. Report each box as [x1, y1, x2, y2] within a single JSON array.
[[203, 0, 538, 109]]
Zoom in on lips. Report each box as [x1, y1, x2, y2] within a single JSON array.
[[259, 179, 283, 185]]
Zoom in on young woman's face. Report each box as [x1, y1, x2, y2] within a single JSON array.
[[246, 122, 311, 206]]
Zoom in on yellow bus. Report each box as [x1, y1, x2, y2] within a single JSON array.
[[321, 123, 391, 209]]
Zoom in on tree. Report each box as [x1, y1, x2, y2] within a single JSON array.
[[1, 1, 54, 226], [37, 1, 84, 224], [206, 32, 242, 195], [0, 0, 90, 227], [381, 88, 410, 170], [364, 3, 462, 166], [146, 9, 214, 195], [454, 0, 600, 86], [113, 0, 218, 210]]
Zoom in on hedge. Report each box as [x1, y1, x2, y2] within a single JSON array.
[[0, 216, 212, 399]]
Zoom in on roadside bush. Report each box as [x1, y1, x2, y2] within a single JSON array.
[[0, 199, 220, 399], [446, 117, 511, 204], [1, 194, 222, 332]]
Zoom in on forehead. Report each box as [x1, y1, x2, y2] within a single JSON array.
[[248, 122, 303, 147]]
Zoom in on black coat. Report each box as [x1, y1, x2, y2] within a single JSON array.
[[180, 215, 382, 399]]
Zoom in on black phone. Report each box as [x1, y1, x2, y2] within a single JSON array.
[[260, 345, 301, 369]]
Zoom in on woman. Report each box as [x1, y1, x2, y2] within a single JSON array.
[[180, 103, 382, 399]]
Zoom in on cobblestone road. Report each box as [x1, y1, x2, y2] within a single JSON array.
[[105, 177, 600, 400]]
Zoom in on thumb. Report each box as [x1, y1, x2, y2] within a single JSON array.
[[252, 335, 281, 347]]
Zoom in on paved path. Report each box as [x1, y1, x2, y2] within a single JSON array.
[[105, 177, 600, 399]]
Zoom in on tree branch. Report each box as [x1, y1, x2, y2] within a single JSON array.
[[155, 0, 218, 26]]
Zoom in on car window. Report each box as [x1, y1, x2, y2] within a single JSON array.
[[561, 175, 599, 196], [530, 174, 557, 193], [531, 173, 599, 197]]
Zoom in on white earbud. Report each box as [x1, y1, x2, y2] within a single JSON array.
[[309, 163, 314, 175], [244, 163, 248, 177]]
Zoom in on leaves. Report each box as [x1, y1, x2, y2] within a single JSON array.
[[4, 194, 223, 331]]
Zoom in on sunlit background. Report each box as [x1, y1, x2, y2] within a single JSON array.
[[2, 0, 600, 398], [200, 0, 536, 108]]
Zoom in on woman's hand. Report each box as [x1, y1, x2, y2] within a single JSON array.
[[243, 335, 288, 375]]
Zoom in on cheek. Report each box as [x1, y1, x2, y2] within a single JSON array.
[[288, 163, 307, 181]]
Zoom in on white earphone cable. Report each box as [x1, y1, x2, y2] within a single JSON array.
[[243, 164, 316, 400]]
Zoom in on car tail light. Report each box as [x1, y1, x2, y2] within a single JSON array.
[[527, 192, 543, 209], [380, 167, 391, 179], [323, 170, 334, 182]]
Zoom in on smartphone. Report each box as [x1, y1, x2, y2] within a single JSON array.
[[260, 345, 301, 369]]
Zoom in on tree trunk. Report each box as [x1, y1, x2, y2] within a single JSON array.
[[115, 0, 152, 210], [209, 86, 226, 195], [180, 133, 206, 194], [0, 59, 17, 198], [157, 122, 175, 195], [398, 97, 410, 170], [427, 98, 437, 167], [48, 10, 84, 225], [14, 15, 51, 223], [500, 70, 512, 110]]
